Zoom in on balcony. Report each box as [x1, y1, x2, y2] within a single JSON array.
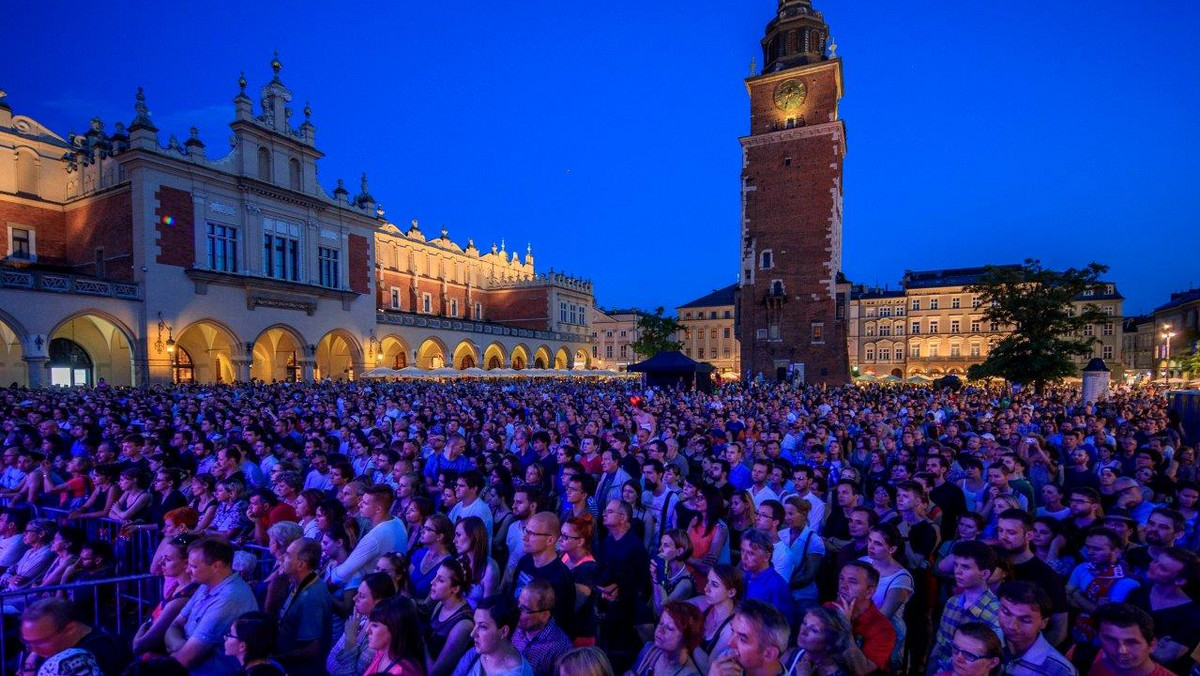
[[0, 266, 140, 300]]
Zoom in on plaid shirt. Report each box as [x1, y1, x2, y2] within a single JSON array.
[[929, 588, 1003, 673]]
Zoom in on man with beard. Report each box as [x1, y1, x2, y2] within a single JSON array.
[[924, 455, 966, 540], [1123, 508, 1184, 586], [994, 508, 1069, 646], [641, 459, 678, 546]]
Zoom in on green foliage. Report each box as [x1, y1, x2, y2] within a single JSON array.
[[965, 259, 1110, 392], [630, 307, 683, 359], [1177, 330, 1200, 377]]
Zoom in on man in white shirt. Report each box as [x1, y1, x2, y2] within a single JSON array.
[[748, 458, 780, 508], [503, 485, 542, 586], [791, 465, 826, 532], [449, 470, 494, 541], [330, 484, 408, 586]]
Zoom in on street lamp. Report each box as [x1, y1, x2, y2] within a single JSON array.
[[1161, 324, 1177, 383]]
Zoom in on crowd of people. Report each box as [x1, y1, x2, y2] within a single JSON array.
[[0, 377, 1195, 676]]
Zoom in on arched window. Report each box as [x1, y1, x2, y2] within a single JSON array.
[[257, 147, 272, 181], [49, 338, 91, 387], [288, 158, 301, 191], [173, 347, 195, 384]]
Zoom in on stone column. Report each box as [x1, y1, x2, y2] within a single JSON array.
[[301, 359, 315, 383], [232, 358, 251, 383], [24, 357, 49, 388]]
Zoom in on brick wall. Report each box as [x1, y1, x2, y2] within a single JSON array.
[[738, 63, 849, 384], [63, 190, 134, 280], [348, 234, 370, 294], [487, 287, 549, 330], [0, 200, 65, 260], [153, 186, 194, 268]]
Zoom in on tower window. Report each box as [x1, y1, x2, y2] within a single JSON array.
[[760, 250, 773, 270], [784, 157, 792, 167]]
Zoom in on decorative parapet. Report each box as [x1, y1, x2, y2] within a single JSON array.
[[376, 311, 592, 344], [0, 267, 141, 300], [489, 270, 593, 293]]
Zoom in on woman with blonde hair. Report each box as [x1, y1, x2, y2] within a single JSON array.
[[555, 646, 614, 676]]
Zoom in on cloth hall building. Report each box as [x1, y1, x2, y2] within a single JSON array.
[[0, 58, 594, 387]]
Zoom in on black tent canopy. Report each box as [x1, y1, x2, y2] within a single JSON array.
[[627, 351, 714, 392]]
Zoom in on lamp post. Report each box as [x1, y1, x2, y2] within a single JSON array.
[[1162, 324, 1176, 383]]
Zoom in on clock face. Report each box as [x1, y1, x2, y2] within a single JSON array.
[[773, 79, 808, 111]]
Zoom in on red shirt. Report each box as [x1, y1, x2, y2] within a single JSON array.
[[824, 601, 895, 670], [268, 503, 298, 525], [1088, 654, 1173, 676]]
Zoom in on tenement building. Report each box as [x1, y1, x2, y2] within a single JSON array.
[[677, 284, 740, 379], [736, 0, 849, 385], [850, 266, 1124, 380], [0, 59, 592, 387], [590, 308, 645, 372]]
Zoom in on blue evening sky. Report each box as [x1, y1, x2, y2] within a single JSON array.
[[4, 1, 1198, 315]]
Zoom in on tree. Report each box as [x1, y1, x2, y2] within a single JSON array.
[[1176, 330, 1200, 378], [965, 259, 1109, 392], [630, 307, 683, 359]]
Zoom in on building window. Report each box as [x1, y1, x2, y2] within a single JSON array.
[[685, 312, 692, 319], [866, 325, 876, 337], [723, 327, 731, 339], [929, 320, 939, 334], [207, 223, 238, 272], [94, 248, 105, 277], [929, 298, 939, 310], [769, 324, 781, 340], [1103, 323, 1114, 336], [9, 227, 33, 260], [1083, 324, 1094, 336], [910, 344, 920, 358], [911, 299, 920, 311], [990, 322, 1000, 332], [422, 293, 432, 314], [971, 321, 981, 333], [895, 324, 904, 336], [760, 250, 773, 269], [262, 219, 300, 281], [972, 297, 981, 309], [449, 299, 459, 317], [865, 348, 875, 361], [950, 320, 960, 333], [620, 330, 627, 338], [879, 324, 891, 336], [756, 329, 768, 340], [880, 307, 891, 317], [950, 344, 961, 357], [317, 246, 340, 288], [606, 345, 613, 358], [560, 302, 568, 323], [684, 348, 691, 357], [1105, 285, 1114, 295], [811, 322, 824, 344], [724, 310, 731, 319], [474, 303, 482, 320], [951, 297, 960, 309], [896, 305, 905, 316], [390, 287, 401, 310], [288, 158, 302, 191], [1103, 345, 1114, 360], [911, 321, 920, 334], [620, 345, 627, 358], [1104, 306, 1115, 316], [929, 343, 940, 357], [970, 343, 982, 357]]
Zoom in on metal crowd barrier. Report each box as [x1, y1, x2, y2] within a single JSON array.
[[32, 507, 164, 576], [0, 573, 160, 669]]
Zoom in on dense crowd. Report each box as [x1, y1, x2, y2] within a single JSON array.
[[0, 377, 1195, 676]]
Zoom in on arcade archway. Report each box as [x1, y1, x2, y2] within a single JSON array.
[[452, 341, 478, 370], [483, 342, 506, 370], [511, 344, 529, 370], [49, 313, 136, 386], [574, 349, 590, 370], [554, 348, 570, 370], [533, 346, 551, 370], [173, 320, 238, 383], [416, 338, 447, 369], [316, 330, 362, 381], [251, 326, 305, 382], [379, 335, 409, 369], [0, 318, 25, 386]]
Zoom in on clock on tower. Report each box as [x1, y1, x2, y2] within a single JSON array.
[[736, 0, 849, 384]]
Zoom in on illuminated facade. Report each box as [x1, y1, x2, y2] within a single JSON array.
[[677, 284, 740, 378], [0, 60, 592, 387], [590, 308, 644, 371], [850, 266, 1124, 379]]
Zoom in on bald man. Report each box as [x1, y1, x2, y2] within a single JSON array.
[[512, 511, 576, 632]]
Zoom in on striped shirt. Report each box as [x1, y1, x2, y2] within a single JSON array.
[[930, 588, 1003, 673]]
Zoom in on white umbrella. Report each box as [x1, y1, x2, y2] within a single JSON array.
[[362, 367, 399, 379]]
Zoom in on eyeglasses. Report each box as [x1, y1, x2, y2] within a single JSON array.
[[560, 533, 582, 540], [523, 530, 554, 539], [223, 632, 241, 641], [950, 644, 989, 662]]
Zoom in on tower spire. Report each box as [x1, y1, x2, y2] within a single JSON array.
[[761, 0, 830, 73]]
